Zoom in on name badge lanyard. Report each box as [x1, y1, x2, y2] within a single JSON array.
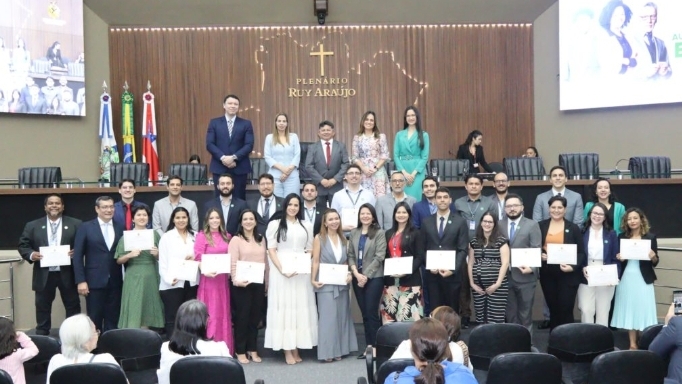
[[467, 201, 480, 229], [346, 189, 362, 207], [305, 207, 315, 223]]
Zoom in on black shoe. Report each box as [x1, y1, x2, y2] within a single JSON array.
[[35, 329, 50, 336], [462, 317, 470, 329], [356, 353, 366, 360], [538, 320, 550, 330]]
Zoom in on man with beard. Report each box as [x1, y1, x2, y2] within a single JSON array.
[[375, 171, 417, 230], [246, 173, 283, 237], [203, 173, 248, 236], [490, 172, 510, 221], [301, 182, 325, 236], [499, 194, 542, 337], [412, 176, 454, 230], [152, 175, 199, 236], [331, 164, 376, 234]]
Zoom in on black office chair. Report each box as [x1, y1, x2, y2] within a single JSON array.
[[360, 358, 414, 384], [170, 356, 264, 384], [503, 157, 546, 180], [558, 153, 599, 179], [24, 335, 61, 378], [429, 159, 470, 181], [49, 363, 128, 384], [110, 163, 149, 186], [547, 323, 614, 384], [249, 158, 268, 184], [587, 350, 665, 384], [299, 141, 314, 182], [487, 352, 562, 384], [628, 156, 671, 179], [18, 167, 62, 188], [366, 321, 414, 384], [97, 328, 162, 384], [488, 162, 505, 173], [468, 323, 531, 371], [384, 160, 397, 177], [0, 369, 13, 384], [168, 163, 208, 185], [639, 324, 664, 350]]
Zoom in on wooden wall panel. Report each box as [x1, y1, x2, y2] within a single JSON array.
[[108, 24, 533, 174]]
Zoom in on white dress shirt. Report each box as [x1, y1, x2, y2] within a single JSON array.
[[158, 228, 197, 289]]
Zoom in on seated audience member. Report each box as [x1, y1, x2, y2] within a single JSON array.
[[188, 154, 201, 164], [391, 306, 473, 372], [523, 146, 539, 157], [157, 300, 230, 384], [649, 303, 682, 384], [46, 314, 120, 383], [386, 317, 477, 384], [0, 318, 38, 384]]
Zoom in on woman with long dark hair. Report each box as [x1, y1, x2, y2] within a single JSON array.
[[584, 178, 626, 235], [394, 106, 430, 200], [351, 110, 390, 197], [264, 193, 316, 364], [0, 317, 38, 384], [456, 130, 493, 173]]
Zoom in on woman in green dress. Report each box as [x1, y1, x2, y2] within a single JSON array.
[[115, 205, 164, 328], [393, 106, 430, 200]]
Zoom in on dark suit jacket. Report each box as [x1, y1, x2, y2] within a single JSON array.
[[113, 200, 152, 230], [580, 228, 621, 285], [202, 197, 248, 236], [299, 202, 325, 236], [649, 316, 682, 383], [246, 195, 284, 237], [456, 144, 492, 173], [383, 228, 424, 287], [72, 218, 124, 289], [304, 140, 349, 197], [206, 115, 255, 176], [619, 232, 658, 284], [539, 219, 586, 286], [420, 213, 469, 282], [18, 215, 82, 291], [411, 198, 455, 229]]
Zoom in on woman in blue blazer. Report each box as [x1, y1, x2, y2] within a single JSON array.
[[577, 203, 621, 326]]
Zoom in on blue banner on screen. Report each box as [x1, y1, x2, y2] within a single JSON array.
[[560, 0, 682, 110], [0, 0, 85, 116]]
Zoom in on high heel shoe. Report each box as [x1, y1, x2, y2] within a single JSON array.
[[247, 352, 262, 363], [236, 354, 250, 364]]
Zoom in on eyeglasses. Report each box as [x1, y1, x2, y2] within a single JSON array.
[[640, 15, 657, 20], [259, 182, 273, 186], [591, 212, 605, 217], [481, 220, 494, 224], [494, 180, 508, 184], [505, 204, 522, 209], [346, 172, 361, 176], [391, 179, 405, 184]]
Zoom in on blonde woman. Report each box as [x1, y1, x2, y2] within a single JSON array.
[[264, 113, 301, 197]]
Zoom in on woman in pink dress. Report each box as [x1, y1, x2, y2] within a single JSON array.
[[194, 208, 233, 353]]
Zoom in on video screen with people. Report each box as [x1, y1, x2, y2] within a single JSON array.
[[559, 0, 681, 110], [0, 0, 85, 116]]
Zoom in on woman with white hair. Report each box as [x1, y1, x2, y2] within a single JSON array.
[[45, 314, 120, 383]]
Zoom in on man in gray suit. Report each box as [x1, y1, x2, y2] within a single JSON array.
[[500, 193, 542, 336], [532, 165, 584, 226], [304, 120, 350, 207]]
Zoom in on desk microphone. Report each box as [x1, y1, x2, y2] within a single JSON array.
[[610, 159, 629, 175]]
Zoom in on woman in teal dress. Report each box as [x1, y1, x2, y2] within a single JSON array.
[[393, 106, 430, 200], [115, 205, 165, 329], [584, 178, 626, 235]]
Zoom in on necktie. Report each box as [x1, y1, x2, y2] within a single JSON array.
[[125, 203, 132, 230], [556, 193, 562, 197], [646, 32, 653, 46], [325, 142, 331, 167], [262, 198, 271, 221], [510, 221, 516, 242], [438, 217, 445, 238], [103, 223, 112, 249], [50, 221, 59, 245], [227, 119, 233, 138]]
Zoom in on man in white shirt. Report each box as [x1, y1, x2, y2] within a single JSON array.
[[491, 172, 510, 221], [375, 171, 417, 230], [304, 120, 349, 206], [301, 182, 325, 236], [331, 164, 376, 233], [152, 175, 199, 235]]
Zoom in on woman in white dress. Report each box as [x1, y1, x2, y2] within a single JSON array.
[[265, 193, 317, 365]]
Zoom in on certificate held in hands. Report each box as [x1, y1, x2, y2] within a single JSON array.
[[124, 229, 155, 251], [170, 259, 200, 284], [235, 261, 265, 284], [201, 254, 231, 275], [318, 264, 348, 285], [39, 245, 71, 267], [384, 257, 413, 276], [341, 208, 359, 229], [426, 251, 457, 270], [280, 251, 312, 274], [511, 248, 542, 268], [586, 264, 619, 287], [546, 243, 577, 265], [620, 239, 652, 260]]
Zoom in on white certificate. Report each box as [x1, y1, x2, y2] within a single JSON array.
[[39, 245, 71, 267], [170, 259, 200, 284], [546, 243, 577, 265], [426, 251, 457, 270], [201, 254, 231, 275], [318, 263, 349, 285], [586, 264, 619, 287], [341, 208, 359, 229], [384, 257, 413, 276], [123, 229, 155, 251], [235, 261, 265, 284], [511, 248, 542, 268], [280, 251, 312, 274], [620, 239, 652, 260]]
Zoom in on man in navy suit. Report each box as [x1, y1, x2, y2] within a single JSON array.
[[203, 173, 248, 236], [113, 179, 151, 230], [412, 176, 455, 230], [72, 196, 123, 332], [206, 94, 255, 200], [649, 303, 682, 384]]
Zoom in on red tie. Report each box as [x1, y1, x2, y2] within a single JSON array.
[[325, 142, 331, 167], [125, 203, 132, 230]]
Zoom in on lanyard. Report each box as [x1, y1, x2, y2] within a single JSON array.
[[467, 200, 480, 220], [345, 189, 362, 207], [305, 207, 315, 222], [391, 233, 401, 257]]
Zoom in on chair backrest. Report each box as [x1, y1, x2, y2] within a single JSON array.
[[97, 328, 162, 371], [375, 359, 415, 384], [628, 156, 671, 179], [487, 352, 562, 384], [430, 159, 469, 181], [25, 335, 61, 374], [588, 350, 666, 384], [468, 323, 531, 371], [0, 369, 13, 384], [384, 160, 397, 177], [503, 157, 546, 180], [375, 321, 414, 370], [488, 162, 505, 173], [299, 141, 314, 182], [249, 158, 268, 184], [18, 167, 62, 188], [170, 356, 246, 384], [558, 153, 599, 179], [50, 363, 128, 384], [638, 324, 664, 350], [547, 323, 614, 363], [110, 163, 149, 186], [168, 163, 208, 186]]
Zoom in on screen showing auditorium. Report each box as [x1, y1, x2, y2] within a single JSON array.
[[559, 0, 682, 110], [0, 0, 85, 116]]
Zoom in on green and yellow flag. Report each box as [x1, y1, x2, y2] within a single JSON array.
[[122, 83, 136, 163]]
